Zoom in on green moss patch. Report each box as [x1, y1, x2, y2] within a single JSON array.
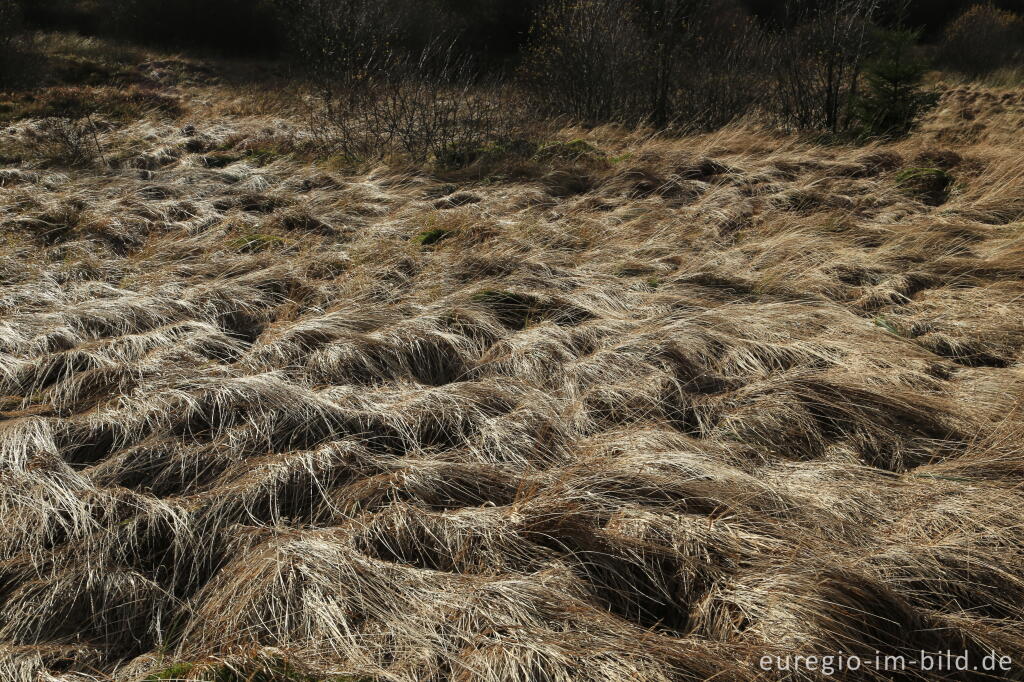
[[894, 167, 953, 206], [227, 233, 287, 253], [414, 227, 452, 246]]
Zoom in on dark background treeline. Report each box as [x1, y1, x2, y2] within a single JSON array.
[[4, 0, 1022, 162], [14, 0, 1024, 59], [746, 0, 1021, 36]]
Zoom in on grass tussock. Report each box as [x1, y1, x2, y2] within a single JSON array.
[[1, 46, 1024, 682]]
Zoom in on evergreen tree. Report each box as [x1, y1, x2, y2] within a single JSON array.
[[854, 28, 938, 138]]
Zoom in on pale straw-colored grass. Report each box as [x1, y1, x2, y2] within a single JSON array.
[[1, 77, 1023, 681]]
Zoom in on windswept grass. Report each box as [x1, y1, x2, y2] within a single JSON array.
[[0, 53, 1023, 682]]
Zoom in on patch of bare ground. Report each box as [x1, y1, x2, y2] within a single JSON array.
[[1, 77, 1024, 681]]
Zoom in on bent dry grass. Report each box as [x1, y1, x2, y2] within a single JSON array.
[[1, 68, 1024, 681]]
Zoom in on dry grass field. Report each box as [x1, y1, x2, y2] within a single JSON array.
[[1, 42, 1024, 681]]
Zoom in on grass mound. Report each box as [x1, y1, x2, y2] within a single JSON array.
[[894, 166, 954, 205]]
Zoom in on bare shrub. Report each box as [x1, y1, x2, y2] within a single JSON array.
[[940, 3, 1024, 75], [679, 8, 775, 130], [276, 0, 451, 91], [280, 0, 524, 166], [766, 0, 881, 133], [300, 43, 528, 166], [522, 0, 645, 124], [523, 0, 769, 129], [23, 101, 107, 168], [307, 58, 524, 164]]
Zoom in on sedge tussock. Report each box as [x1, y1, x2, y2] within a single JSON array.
[[1, 81, 1023, 682]]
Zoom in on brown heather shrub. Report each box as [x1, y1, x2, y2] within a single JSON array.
[[941, 3, 1024, 75]]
